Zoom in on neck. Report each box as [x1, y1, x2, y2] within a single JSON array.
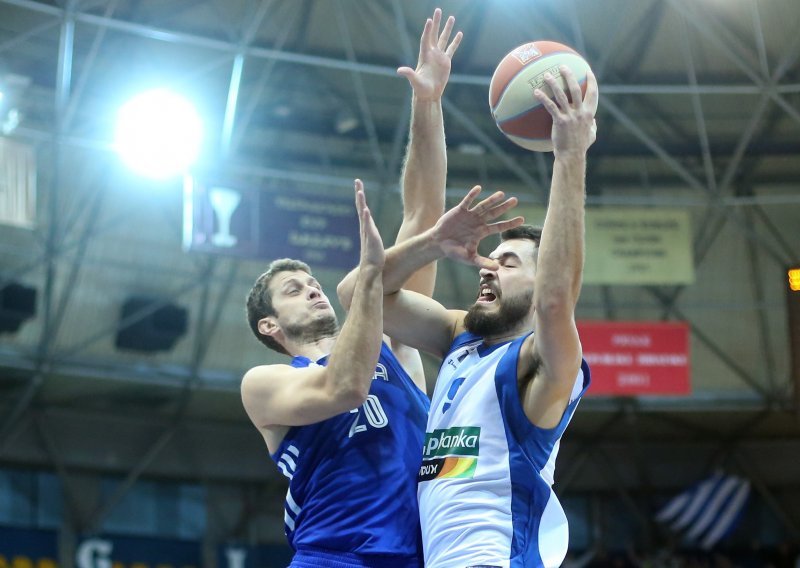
[[288, 334, 339, 361], [481, 325, 530, 346], [480, 314, 535, 346]]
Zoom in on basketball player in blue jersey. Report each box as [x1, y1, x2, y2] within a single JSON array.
[[241, 10, 464, 567], [339, 67, 599, 567]]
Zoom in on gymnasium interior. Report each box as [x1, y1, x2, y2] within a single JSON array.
[[1, 0, 799, 566]]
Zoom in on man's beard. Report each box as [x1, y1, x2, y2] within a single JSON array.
[[464, 290, 533, 338], [284, 314, 340, 344]]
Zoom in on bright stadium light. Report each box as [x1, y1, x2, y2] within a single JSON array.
[[114, 89, 203, 179]]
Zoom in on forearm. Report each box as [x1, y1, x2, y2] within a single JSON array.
[[327, 265, 383, 400], [384, 229, 445, 295], [339, 229, 444, 307], [395, 97, 447, 298], [401, 97, 447, 222], [536, 154, 587, 310]]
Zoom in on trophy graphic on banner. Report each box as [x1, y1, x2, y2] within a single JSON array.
[[209, 186, 241, 247]]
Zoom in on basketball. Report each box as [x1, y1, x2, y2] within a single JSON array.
[[489, 41, 594, 152]]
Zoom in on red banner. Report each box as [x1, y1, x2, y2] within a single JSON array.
[[577, 321, 690, 396]]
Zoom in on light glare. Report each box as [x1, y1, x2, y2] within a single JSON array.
[[114, 89, 202, 179]]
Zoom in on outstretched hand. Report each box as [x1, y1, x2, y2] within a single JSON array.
[[397, 8, 463, 101], [534, 66, 599, 158], [432, 186, 524, 269], [354, 179, 385, 269]]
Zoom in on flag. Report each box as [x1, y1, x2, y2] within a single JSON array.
[[655, 472, 750, 550]]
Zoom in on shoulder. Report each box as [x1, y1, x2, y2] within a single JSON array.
[[241, 364, 294, 394]]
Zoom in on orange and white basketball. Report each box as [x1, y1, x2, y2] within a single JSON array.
[[489, 41, 593, 152]]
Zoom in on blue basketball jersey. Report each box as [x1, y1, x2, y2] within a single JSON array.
[[270, 342, 429, 567]]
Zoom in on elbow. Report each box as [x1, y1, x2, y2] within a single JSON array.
[[339, 383, 369, 409], [534, 293, 574, 319], [336, 280, 354, 310]]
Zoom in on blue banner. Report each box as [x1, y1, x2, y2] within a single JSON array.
[[217, 543, 294, 568], [184, 177, 359, 271], [75, 534, 200, 568], [0, 526, 58, 565]]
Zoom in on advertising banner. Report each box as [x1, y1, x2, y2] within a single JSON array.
[[578, 320, 690, 396]]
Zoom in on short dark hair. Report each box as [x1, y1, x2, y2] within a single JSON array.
[[500, 225, 542, 262], [501, 224, 542, 245], [246, 258, 311, 355]]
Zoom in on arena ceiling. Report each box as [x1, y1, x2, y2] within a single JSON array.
[[0, 0, 799, 536]]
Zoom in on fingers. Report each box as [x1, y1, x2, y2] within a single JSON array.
[[472, 254, 500, 271], [534, 86, 561, 119], [417, 17, 432, 59], [396, 66, 417, 85], [484, 197, 519, 221], [488, 216, 525, 234], [445, 30, 463, 59], [561, 65, 583, 109], [458, 185, 483, 210], [584, 68, 600, 115], [543, 72, 571, 111], [438, 14, 454, 51], [470, 190, 507, 216], [430, 8, 442, 48], [354, 178, 367, 217]]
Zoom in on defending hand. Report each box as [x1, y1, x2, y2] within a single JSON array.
[[397, 8, 463, 101], [432, 186, 524, 269], [355, 179, 385, 269]]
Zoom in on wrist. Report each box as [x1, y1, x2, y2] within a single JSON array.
[[553, 151, 587, 168], [358, 263, 383, 275], [412, 93, 443, 106]]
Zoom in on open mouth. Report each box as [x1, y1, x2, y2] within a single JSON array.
[[476, 287, 497, 304]]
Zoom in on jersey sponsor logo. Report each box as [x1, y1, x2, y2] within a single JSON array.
[[423, 426, 480, 457], [418, 456, 477, 481], [419, 426, 481, 481]]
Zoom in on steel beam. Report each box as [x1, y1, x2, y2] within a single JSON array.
[[647, 288, 772, 399], [3, 0, 798, 96], [679, 16, 717, 193], [742, 195, 779, 395], [0, 19, 58, 54], [333, 0, 387, 178], [62, 0, 119, 132]]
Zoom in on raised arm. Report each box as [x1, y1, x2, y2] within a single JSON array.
[[521, 67, 599, 428], [337, 10, 461, 304], [385, 9, 462, 387], [241, 180, 385, 429], [394, 8, 462, 295]]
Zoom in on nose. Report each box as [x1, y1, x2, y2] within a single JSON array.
[[307, 287, 320, 300], [479, 267, 496, 280]]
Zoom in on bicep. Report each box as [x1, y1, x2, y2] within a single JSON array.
[[241, 365, 361, 428], [383, 289, 463, 358]]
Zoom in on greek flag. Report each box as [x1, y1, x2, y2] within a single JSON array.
[[655, 472, 750, 550]]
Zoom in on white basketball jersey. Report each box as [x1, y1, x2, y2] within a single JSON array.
[[418, 331, 590, 568]]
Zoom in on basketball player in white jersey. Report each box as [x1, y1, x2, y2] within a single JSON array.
[[339, 67, 598, 567]]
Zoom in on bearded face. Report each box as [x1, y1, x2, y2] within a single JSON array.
[[283, 312, 340, 344], [464, 287, 533, 337]]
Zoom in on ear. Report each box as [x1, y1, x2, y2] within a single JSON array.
[[258, 316, 280, 339]]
